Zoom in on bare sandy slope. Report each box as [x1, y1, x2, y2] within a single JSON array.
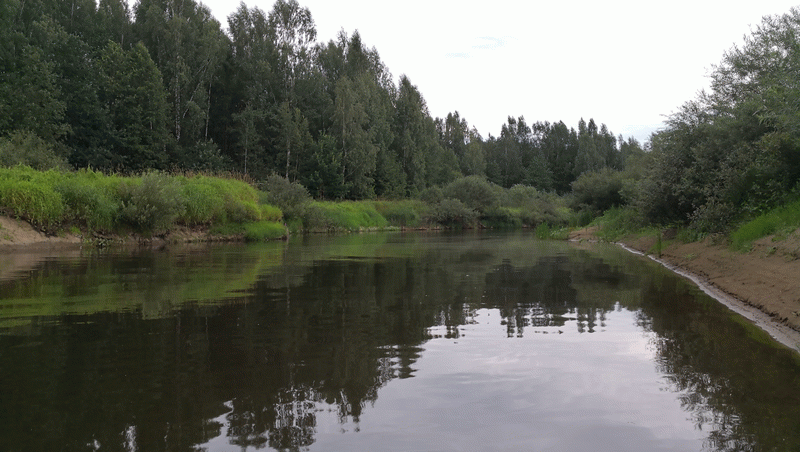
[[0, 215, 82, 248], [570, 227, 800, 351]]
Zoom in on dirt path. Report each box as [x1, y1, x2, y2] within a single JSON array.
[[570, 228, 800, 352]]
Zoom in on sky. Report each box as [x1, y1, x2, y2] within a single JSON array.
[[199, 0, 800, 143]]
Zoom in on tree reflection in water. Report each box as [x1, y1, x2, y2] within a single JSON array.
[[0, 235, 798, 452]]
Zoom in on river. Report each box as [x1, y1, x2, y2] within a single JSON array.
[[1, 231, 798, 451]]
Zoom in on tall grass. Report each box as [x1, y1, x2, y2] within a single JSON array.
[[305, 201, 388, 231], [373, 200, 425, 228], [0, 166, 286, 239], [593, 206, 646, 241], [730, 198, 800, 251]]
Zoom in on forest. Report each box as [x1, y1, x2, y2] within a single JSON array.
[[0, 0, 636, 194], [2, 0, 800, 238]]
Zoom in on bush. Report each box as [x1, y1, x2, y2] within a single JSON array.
[[418, 186, 444, 204], [535, 223, 551, 239], [260, 204, 283, 222], [373, 200, 424, 227], [118, 172, 185, 234], [571, 168, 625, 213], [481, 207, 522, 229], [442, 176, 501, 213], [594, 206, 647, 241], [0, 131, 69, 171], [502, 184, 542, 208], [429, 198, 478, 228], [262, 175, 311, 221]]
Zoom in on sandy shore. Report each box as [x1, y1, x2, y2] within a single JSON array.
[[570, 226, 800, 352]]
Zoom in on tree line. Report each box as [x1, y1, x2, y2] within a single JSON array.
[[0, 0, 636, 200]]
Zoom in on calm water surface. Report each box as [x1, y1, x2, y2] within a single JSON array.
[[1, 231, 798, 452]]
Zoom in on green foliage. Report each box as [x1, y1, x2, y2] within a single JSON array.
[[593, 206, 647, 242], [179, 176, 262, 225], [442, 175, 501, 213], [636, 9, 800, 232], [118, 172, 185, 234], [244, 221, 287, 241], [304, 201, 388, 231], [373, 200, 424, 228], [730, 198, 800, 251], [0, 166, 286, 239], [262, 174, 312, 220], [53, 170, 120, 231], [481, 207, 522, 229], [97, 41, 169, 170], [571, 167, 625, 213], [180, 179, 226, 225], [535, 222, 551, 239], [495, 184, 569, 227], [418, 186, 443, 205], [260, 204, 283, 222], [428, 198, 478, 228], [0, 131, 69, 170], [0, 170, 64, 229]]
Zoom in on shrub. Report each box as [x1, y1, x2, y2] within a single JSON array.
[[262, 175, 311, 221], [594, 206, 646, 241], [481, 207, 522, 229], [429, 198, 478, 228], [442, 176, 500, 213], [535, 222, 551, 239], [0, 131, 69, 171], [571, 168, 625, 213], [502, 184, 542, 208], [260, 204, 283, 222], [118, 172, 185, 234], [373, 200, 423, 227], [418, 186, 444, 205]]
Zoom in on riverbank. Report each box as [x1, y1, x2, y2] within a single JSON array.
[[570, 227, 800, 351], [0, 214, 230, 249]]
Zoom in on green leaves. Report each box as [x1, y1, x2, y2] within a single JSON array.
[[97, 41, 168, 170]]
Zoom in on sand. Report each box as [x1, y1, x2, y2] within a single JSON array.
[[570, 227, 800, 352]]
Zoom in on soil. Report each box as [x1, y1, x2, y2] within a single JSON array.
[[569, 227, 800, 352]]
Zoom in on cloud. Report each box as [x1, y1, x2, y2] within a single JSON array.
[[472, 37, 505, 50], [446, 52, 471, 59]]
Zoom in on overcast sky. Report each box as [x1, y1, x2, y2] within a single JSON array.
[[200, 0, 799, 143]]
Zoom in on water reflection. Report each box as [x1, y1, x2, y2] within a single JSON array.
[[0, 233, 798, 452]]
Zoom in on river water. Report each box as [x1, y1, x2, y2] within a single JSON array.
[[1, 231, 798, 452]]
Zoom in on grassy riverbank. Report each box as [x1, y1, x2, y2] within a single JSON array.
[[0, 167, 575, 245]]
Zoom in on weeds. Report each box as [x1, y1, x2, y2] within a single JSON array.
[[730, 198, 800, 251]]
